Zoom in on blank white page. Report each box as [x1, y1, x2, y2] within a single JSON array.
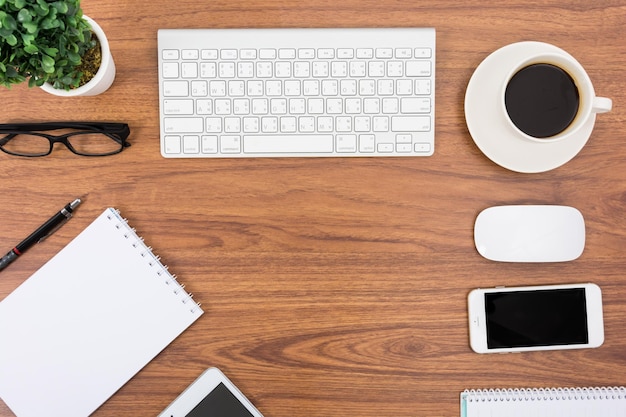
[[461, 388, 626, 417], [0, 208, 203, 417]]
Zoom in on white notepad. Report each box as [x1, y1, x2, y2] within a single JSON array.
[[461, 387, 626, 416], [0, 208, 204, 417]]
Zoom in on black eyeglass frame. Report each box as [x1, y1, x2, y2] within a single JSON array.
[[0, 122, 131, 157]]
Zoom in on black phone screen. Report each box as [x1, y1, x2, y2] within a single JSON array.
[[485, 288, 588, 349], [185, 383, 255, 417]]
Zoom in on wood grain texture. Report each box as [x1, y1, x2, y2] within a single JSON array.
[[1, 0, 625, 415]]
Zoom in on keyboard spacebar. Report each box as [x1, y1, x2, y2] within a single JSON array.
[[243, 135, 334, 154]]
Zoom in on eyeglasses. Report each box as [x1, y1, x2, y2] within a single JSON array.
[[0, 122, 131, 157]]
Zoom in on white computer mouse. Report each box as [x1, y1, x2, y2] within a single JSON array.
[[474, 205, 585, 262]]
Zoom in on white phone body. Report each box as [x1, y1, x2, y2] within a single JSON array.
[[468, 283, 604, 354], [158, 367, 264, 417]]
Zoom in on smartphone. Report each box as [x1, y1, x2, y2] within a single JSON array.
[[468, 283, 604, 353], [158, 368, 264, 417]]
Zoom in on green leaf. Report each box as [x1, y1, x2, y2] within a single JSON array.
[[41, 54, 55, 73], [41, 17, 60, 30], [22, 21, 38, 34], [23, 44, 38, 54], [67, 50, 80, 65], [41, 47, 58, 57], [33, 3, 49, 16], [20, 32, 34, 44], [52, 1, 68, 14], [17, 9, 32, 23], [14, 0, 26, 8], [1, 14, 17, 31], [4, 33, 17, 46]]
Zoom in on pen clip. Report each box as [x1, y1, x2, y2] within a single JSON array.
[[37, 216, 70, 243]]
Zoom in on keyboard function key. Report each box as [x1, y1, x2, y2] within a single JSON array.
[[337, 48, 354, 59], [298, 49, 315, 59], [221, 49, 238, 60], [414, 48, 432, 58], [181, 49, 199, 60], [278, 49, 296, 59], [375, 48, 393, 58], [317, 48, 335, 59], [201, 49, 218, 60], [356, 48, 374, 59], [259, 49, 277, 59], [395, 48, 412, 59], [240, 49, 257, 59], [162, 49, 179, 60]]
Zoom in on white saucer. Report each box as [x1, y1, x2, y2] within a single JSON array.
[[464, 42, 596, 173]]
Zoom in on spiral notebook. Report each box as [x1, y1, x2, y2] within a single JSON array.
[[461, 387, 626, 416], [0, 208, 204, 417]]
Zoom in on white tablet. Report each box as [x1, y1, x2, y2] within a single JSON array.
[[158, 368, 264, 417]]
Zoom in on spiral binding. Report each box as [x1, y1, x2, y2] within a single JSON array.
[[463, 386, 626, 402], [106, 209, 202, 314]]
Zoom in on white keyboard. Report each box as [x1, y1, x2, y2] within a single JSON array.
[[158, 28, 435, 158]]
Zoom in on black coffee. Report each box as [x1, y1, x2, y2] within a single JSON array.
[[505, 63, 580, 138]]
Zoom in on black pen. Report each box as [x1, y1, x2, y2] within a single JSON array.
[[0, 198, 82, 271]]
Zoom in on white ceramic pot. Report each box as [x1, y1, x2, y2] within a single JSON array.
[[40, 15, 115, 97]]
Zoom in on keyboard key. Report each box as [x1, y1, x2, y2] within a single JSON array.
[[183, 135, 200, 153], [164, 136, 181, 153], [221, 135, 241, 153], [221, 49, 238, 59], [162, 62, 179, 78], [202, 136, 218, 153], [406, 61, 431, 77], [356, 48, 373, 59], [359, 134, 375, 152], [259, 49, 276, 59], [415, 142, 432, 153], [162, 49, 179, 60], [182, 49, 199, 60], [163, 99, 194, 115], [401, 98, 430, 114], [163, 81, 188, 97], [164, 117, 203, 133], [243, 135, 334, 153], [414, 48, 432, 58], [336, 135, 357, 152], [391, 116, 431, 132]]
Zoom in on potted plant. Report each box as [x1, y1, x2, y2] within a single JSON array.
[[0, 0, 115, 96]]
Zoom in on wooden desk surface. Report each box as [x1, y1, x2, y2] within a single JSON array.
[[1, 0, 625, 415]]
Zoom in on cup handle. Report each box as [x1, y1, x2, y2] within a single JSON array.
[[593, 96, 612, 113]]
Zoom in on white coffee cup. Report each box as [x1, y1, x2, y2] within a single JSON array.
[[500, 49, 612, 143]]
